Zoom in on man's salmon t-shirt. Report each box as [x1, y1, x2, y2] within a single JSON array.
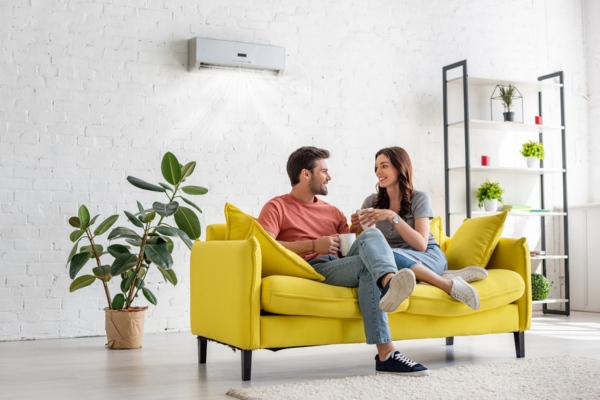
[[258, 194, 350, 261]]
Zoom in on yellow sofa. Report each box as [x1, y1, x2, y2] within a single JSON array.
[[190, 216, 531, 381]]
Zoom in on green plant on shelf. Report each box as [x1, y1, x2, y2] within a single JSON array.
[[499, 84, 517, 112], [521, 140, 544, 160], [531, 273, 550, 300], [475, 179, 504, 208]]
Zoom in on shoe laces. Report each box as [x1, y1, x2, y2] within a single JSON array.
[[452, 291, 469, 302], [462, 272, 475, 281], [451, 279, 472, 302], [391, 351, 417, 367]]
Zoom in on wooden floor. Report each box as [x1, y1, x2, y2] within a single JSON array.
[[1, 311, 599, 400]]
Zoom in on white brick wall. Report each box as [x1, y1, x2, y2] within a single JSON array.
[[0, 0, 592, 340], [585, 0, 600, 202]]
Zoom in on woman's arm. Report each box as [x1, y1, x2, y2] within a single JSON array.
[[360, 209, 429, 252], [394, 216, 429, 252]]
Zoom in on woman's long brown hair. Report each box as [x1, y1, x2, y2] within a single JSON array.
[[373, 147, 414, 220]]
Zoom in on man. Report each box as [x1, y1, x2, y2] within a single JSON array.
[[258, 146, 429, 376]]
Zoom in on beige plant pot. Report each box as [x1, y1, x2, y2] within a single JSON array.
[[104, 306, 148, 349]]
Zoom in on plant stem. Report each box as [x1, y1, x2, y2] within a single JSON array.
[[153, 182, 179, 231], [124, 183, 181, 309], [131, 267, 149, 304], [125, 221, 150, 309], [86, 228, 112, 309]]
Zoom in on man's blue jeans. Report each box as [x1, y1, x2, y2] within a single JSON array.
[[308, 229, 398, 344]]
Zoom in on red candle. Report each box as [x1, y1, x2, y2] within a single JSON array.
[[481, 155, 490, 166]]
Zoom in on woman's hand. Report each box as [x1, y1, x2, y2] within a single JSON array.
[[350, 211, 361, 231], [358, 208, 395, 228]]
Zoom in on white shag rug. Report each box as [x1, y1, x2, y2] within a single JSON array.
[[227, 356, 600, 400]]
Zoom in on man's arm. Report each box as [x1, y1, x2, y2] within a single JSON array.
[[264, 230, 340, 256]]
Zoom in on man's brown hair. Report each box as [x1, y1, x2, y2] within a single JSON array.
[[286, 146, 330, 186]]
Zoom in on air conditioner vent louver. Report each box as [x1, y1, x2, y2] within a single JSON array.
[[188, 37, 285, 75]]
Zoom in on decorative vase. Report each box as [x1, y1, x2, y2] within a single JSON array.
[[526, 156, 538, 168], [104, 306, 148, 349], [503, 111, 515, 122], [483, 199, 498, 212]]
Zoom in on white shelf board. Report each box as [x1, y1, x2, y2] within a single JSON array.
[[530, 255, 568, 261], [449, 166, 565, 174], [457, 211, 567, 217], [567, 203, 600, 210], [448, 119, 564, 132], [533, 298, 569, 305], [447, 76, 563, 91]]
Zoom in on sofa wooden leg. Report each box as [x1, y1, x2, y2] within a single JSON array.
[[446, 337, 454, 346], [241, 350, 252, 381], [513, 332, 525, 358], [198, 336, 207, 364]]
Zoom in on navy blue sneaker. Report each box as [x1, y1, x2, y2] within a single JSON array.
[[379, 269, 415, 312], [375, 351, 430, 377]]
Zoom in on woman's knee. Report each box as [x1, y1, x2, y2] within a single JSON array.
[[393, 252, 415, 270]]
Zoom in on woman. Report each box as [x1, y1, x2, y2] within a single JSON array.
[[350, 147, 487, 310]]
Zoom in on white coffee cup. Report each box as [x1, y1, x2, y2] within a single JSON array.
[[357, 208, 375, 231], [339, 233, 356, 257]]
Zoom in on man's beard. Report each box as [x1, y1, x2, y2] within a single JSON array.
[[309, 177, 328, 196]]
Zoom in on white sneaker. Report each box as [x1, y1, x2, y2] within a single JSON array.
[[379, 269, 416, 313], [449, 276, 480, 310], [442, 266, 488, 283]]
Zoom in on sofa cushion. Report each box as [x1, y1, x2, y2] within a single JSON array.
[[405, 269, 524, 317], [429, 216, 447, 252], [261, 275, 409, 318], [225, 203, 325, 281], [444, 211, 507, 270]]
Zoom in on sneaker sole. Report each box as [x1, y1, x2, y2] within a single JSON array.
[[442, 266, 488, 283], [376, 369, 430, 377], [379, 269, 415, 313]]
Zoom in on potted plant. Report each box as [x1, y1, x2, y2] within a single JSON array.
[[499, 84, 517, 122], [521, 140, 544, 168], [531, 273, 550, 300], [475, 179, 504, 211], [66, 152, 207, 349]]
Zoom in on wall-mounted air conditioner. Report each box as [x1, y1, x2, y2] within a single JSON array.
[[188, 37, 285, 75]]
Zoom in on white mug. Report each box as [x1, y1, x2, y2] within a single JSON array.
[[357, 208, 375, 231], [339, 233, 356, 257]]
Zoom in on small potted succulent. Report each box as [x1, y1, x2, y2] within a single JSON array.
[[499, 84, 518, 122], [475, 179, 504, 211], [521, 140, 544, 168]]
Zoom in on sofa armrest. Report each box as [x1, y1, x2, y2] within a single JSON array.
[[486, 237, 532, 331], [206, 223, 227, 241], [190, 237, 262, 350]]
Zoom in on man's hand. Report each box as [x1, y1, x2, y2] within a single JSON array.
[[314, 235, 340, 256], [266, 230, 341, 256]]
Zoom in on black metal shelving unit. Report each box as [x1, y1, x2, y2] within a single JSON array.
[[442, 60, 570, 316]]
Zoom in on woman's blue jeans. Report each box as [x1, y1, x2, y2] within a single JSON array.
[[392, 244, 447, 275], [308, 229, 398, 345]]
